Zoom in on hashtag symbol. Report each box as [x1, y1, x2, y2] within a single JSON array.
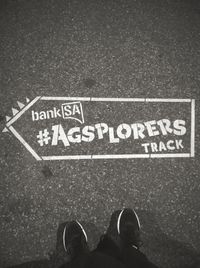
[[37, 129, 51, 146]]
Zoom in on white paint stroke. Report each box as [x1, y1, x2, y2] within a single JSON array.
[[150, 153, 190, 158], [91, 98, 145, 102], [2, 127, 9, 133], [191, 99, 195, 157], [145, 98, 191, 102], [8, 126, 42, 161], [41, 97, 91, 101], [6, 116, 11, 122], [41, 153, 191, 160], [17, 101, 25, 109], [40, 97, 191, 103], [42, 155, 92, 160], [12, 108, 19, 116], [6, 96, 41, 127], [92, 154, 150, 159]]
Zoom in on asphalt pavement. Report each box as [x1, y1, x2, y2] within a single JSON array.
[[0, 0, 200, 267]]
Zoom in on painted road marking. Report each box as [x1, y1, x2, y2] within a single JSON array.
[[41, 97, 91, 101], [191, 99, 195, 157], [40, 97, 192, 102], [3, 97, 195, 160], [150, 153, 190, 158], [6, 96, 41, 127], [145, 98, 191, 102], [9, 126, 42, 161], [41, 153, 190, 161], [91, 98, 146, 102]]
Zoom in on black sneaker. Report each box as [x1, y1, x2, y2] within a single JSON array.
[[62, 220, 88, 261], [117, 208, 141, 249]]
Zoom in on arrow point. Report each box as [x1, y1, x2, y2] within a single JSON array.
[[26, 97, 30, 103], [12, 108, 19, 116], [17, 101, 25, 109], [6, 116, 11, 121], [2, 127, 9, 133]]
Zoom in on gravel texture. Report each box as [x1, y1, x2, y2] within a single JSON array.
[[0, 0, 200, 267]]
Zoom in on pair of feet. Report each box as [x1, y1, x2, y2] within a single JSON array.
[[62, 208, 141, 261]]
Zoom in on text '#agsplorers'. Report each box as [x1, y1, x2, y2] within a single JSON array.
[[36, 119, 186, 147]]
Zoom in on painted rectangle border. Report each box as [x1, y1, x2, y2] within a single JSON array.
[[41, 153, 191, 161], [41, 97, 192, 102], [40, 98, 195, 160]]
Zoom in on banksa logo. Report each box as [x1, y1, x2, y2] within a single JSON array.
[[31, 102, 84, 124], [2, 97, 195, 160]]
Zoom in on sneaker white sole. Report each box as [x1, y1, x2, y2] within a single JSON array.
[[76, 220, 88, 242], [117, 208, 141, 235], [63, 220, 88, 252]]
